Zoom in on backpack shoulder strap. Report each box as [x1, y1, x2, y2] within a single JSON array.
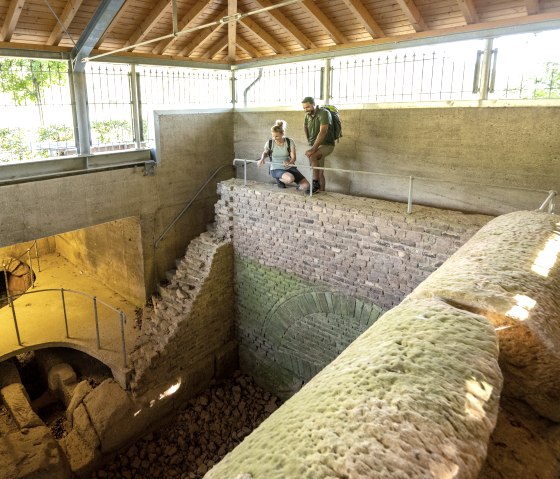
[[286, 137, 291, 155], [268, 139, 273, 159]]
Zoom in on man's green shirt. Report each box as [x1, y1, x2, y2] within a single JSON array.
[[304, 107, 335, 146]]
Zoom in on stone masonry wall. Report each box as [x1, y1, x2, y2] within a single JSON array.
[[215, 179, 493, 397], [130, 232, 236, 398], [216, 180, 492, 312], [234, 256, 383, 398]]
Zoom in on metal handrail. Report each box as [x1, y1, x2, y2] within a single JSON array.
[[4, 287, 128, 368], [233, 158, 557, 214], [537, 190, 557, 213], [154, 163, 235, 248], [2, 240, 41, 290]]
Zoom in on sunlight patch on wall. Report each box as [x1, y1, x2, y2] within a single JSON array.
[[531, 225, 560, 277], [505, 294, 536, 321]]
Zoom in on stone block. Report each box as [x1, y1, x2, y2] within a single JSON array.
[[0, 383, 43, 429]]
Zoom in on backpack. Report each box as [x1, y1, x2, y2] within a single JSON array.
[[267, 137, 291, 159], [320, 105, 342, 143]]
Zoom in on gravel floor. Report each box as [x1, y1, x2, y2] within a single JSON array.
[[88, 371, 280, 479]]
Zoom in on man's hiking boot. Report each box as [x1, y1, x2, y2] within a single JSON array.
[[305, 181, 320, 194]]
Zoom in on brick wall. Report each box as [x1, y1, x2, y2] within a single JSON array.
[[130, 233, 236, 398], [215, 179, 493, 396]]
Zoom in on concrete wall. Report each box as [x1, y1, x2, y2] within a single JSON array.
[[234, 106, 560, 215], [55, 218, 145, 306], [215, 180, 492, 397], [0, 110, 235, 299]]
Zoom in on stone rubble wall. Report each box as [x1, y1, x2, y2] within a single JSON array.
[[130, 232, 236, 398]]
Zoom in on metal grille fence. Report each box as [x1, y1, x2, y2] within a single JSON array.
[[0, 58, 74, 162], [137, 66, 231, 144], [490, 30, 560, 100], [235, 61, 323, 107], [330, 42, 481, 104], [85, 63, 135, 152]]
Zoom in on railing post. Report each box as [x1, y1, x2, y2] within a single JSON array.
[[120, 311, 127, 368], [61, 288, 69, 338], [93, 296, 101, 349], [34, 241, 41, 272], [243, 160, 247, 185], [407, 176, 414, 214], [8, 295, 22, 346], [27, 250, 34, 288], [310, 165, 314, 197]]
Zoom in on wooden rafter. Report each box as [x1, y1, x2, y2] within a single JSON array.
[[0, 0, 26, 42], [301, 0, 347, 44], [240, 13, 288, 54], [526, 0, 540, 14], [228, 0, 237, 61], [395, 0, 427, 32], [236, 35, 260, 58], [252, 0, 315, 49], [202, 37, 228, 60], [456, 0, 478, 24], [340, 0, 385, 39], [178, 8, 227, 57], [152, 0, 211, 55], [126, 0, 171, 48], [47, 0, 84, 46]]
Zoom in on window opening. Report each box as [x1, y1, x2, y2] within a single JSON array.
[[489, 29, 560, 100], [0, 58, 74, 163]]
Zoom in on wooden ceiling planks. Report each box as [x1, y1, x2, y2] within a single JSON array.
[[1, 0, 559, 65]]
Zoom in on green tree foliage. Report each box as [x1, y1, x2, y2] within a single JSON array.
[[0, 58, 68, 125], [0, 128, 39, 162], [532, 62, 560, 99], [38, 124, 74, 142], [91, 120, 131, 144]]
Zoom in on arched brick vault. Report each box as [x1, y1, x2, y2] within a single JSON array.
[[264, 291, 382, 382]]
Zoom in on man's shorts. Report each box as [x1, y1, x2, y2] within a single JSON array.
[[315, 144, 335, 163], [271, 167, 306, 184]]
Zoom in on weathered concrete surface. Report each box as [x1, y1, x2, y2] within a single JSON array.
[[234, 107, 560, 215], [205, 298, 502, 479], [409, 210, 560, 420], [55, 217, 146, 307], [0, 110, 234, 297]]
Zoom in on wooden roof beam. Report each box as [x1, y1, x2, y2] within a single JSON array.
[[236, 35, 260, 58], [240, 14, 288, 54], [252, 0, 315, 49], [153, 0, 211, 55], [126, 0, 171, 48], [179, 8, 227, 57], [395, 0, 427, 32], [301, 0, 347, 44], [228, 0, 237, 61], [456, 0, 479, 24], [526, 0, 540, 15], [47, 0, 84, 46], [0, 0, 26, 42], [340, 0, 385, 39]]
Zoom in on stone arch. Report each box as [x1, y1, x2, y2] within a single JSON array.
[[0, 257, 34, 307], [263, 291, 383, 382]]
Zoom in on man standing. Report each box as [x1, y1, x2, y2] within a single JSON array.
[[302, 96, 335, 193]]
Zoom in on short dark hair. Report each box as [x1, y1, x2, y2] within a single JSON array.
[[302, 96, 315, 104]]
